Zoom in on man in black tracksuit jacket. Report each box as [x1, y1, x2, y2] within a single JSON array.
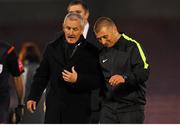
[[94, 17, 150, 123], [27, 13, 104, 123]]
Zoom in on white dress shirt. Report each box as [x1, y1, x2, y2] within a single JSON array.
[[83, 22, 89, 39]]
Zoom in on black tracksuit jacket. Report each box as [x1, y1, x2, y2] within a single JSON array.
[[99, 33, 150, 112]]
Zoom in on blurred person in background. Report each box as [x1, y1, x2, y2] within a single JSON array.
[[67, 0, 103, 123], [0, 41, 25, 123], [18, 42, 45, 123]]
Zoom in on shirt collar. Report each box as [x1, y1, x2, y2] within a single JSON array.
[[82, 22, 89, 39]]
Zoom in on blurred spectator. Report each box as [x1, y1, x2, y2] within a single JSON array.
[[18, 42, 45, 123]]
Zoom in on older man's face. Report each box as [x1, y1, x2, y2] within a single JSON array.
[[63, 19, 83, 44]]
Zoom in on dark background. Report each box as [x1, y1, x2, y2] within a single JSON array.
[[0, 0, 180, 123]]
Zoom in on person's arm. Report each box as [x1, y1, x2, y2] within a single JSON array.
[[6, 46, 25, 103], [105, 43, 149, 93], [6, 46, 25, 123], [123, 43, 150, 88], [13, 75, 25, 123], [62, 55, 104, 90], [14, 75, 25, 105]]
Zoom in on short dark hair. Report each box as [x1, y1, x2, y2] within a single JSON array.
[[67, 0, 89, 12], [94, 17, 115, 33]]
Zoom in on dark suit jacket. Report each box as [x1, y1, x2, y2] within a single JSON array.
[[28, 33, 104, 123], [85, 24, 104, 114], [86, 25, 103, 51]]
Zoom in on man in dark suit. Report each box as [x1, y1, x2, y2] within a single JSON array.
[[67, 0, 103, 123], [67, 0, 103, 50], [27, 13, 104, 123]]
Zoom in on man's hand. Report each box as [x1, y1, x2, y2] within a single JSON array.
[[62, 66, 77, 83], [27, 100, 36, 113], [109, 75, 125, 86], [14, 104, 24, 123]]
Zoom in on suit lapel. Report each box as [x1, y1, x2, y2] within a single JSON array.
[[49, 36, 66, 67], [69, 43, 83, 64], [50, 35, 86, 67], [86, 25, 103, 50], [67, 37, 86, 66]]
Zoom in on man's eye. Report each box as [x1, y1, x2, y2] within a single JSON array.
[[76, 11, 81, 14], [73, 28, 78, 31], [97, 38, 102, 41], [65, 27, 70, 30], [103, 36, 108, 39]]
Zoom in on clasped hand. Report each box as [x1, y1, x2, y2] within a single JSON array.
[[109, 74, 125, 86], [14, 104, 24, 123], [62, 66, 77, 83]]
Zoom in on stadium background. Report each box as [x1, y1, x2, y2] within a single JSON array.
[[0, 0, 180, 123]]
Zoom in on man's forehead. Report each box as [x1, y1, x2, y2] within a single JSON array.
[[68, 5, 84, 11], [65, 18, 80, 24], [69, 4, 83, 9], [96, 32, 108, 38], [97, 28, 108, 34], [64, 20, 81, 27]]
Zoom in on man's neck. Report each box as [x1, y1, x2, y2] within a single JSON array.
[[111, 33, 121, 47], [115, 33, 121, 43]]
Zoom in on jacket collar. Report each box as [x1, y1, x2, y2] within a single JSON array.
[[49, 32, 86, 66]]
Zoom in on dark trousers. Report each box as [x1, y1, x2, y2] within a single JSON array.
[[45, 103, 91, 123], [0, 96, 10, 123], [89, 89, 101, 123], [0, 109, 9, 123], [45, 110, 90, 123], [89, 111, 100, 123], [100, 102, 144, 123]]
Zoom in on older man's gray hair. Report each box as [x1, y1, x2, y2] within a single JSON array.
[[63, 13, 85, 27]]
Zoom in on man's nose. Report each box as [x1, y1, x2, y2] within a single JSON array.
[[101, 39, 106, 45], [69, 29, 74, 35]]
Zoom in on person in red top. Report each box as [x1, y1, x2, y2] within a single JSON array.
[[0, 41, 25, 123]]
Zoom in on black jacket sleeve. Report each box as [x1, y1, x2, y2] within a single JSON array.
[[6, 48, 24, 76], [124, 44, 150, 88]]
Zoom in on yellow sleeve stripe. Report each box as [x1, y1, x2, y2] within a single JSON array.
[[122, 33, 149, 69]]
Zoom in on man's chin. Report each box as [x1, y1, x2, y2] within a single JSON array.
[[66, 39, 77, 44]]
